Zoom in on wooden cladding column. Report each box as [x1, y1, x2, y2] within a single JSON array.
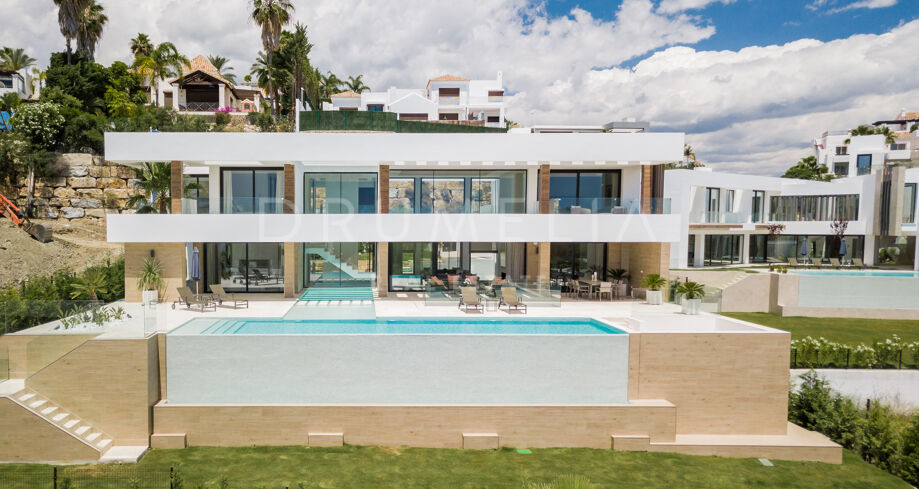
[[538, 164, 550, 214], [378, 164, 390, 297], [536, 164, 551, 284], [170, 161, 183, 214], [641, 164, 665, 214], [283, 164, 297, 298], [284, 164, 296, 214]]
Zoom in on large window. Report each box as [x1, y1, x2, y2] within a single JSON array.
[[856, 154, 872, 176], [183, 175, 209, 214], [204, 243, 284, 293], [549, 243, 607, 281], [388, 242, 525, 291], [703, 235, 742, 266], [221, 168, 284, 214], [547, 170, 621, 214], [752, 190, 765, 223], [304, 242, 375, 288], [834, 163, 849, 176], [749, 235, 864, 263], [705, 188, 720, 223], [389, 170, 526, 214], [305, 173, 377, 214], [904, 183, 917, 224], [769, 194, 859, 221]]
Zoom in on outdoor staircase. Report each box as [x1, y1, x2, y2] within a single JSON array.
[[304, 247, 374, 281], [9, 387, 114, 457]]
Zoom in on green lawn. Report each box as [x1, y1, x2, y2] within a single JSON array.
[[723, 313, 919, 344], [0, 446, 909, 489]]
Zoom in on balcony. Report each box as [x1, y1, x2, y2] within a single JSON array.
[[182, 197, 288, 215], [548, 198, 671, 215], [438, 96, 461, 106]]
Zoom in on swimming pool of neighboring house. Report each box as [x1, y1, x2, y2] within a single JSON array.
[[792, 270, 919, 278]]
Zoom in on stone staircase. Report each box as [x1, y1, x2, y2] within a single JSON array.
[[10, 388, 114, 456]]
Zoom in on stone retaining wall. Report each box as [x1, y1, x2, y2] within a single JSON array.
[[4, 153, 142, 223]]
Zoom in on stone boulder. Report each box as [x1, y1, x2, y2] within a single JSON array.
[[60, 207, 85, 219]]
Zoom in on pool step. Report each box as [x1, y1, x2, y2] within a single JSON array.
[[9, 388, 115, 458]]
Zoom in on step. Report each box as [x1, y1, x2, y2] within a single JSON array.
[[18, 392, 35, 402], [96, 439, 112, 449], [29, 399, 47, 409], [99, 446, 148, 464], [41, 406, 58, 416], [85, 432, 100, 442], [75, 426, 90, 436], [52, 412, 69, 422], [64, 419, 80, 429]]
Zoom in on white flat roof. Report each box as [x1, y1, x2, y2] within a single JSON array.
[[103, 132, 684, 165]]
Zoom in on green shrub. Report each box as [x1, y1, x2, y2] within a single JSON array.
[[900, 414, 919, 486], [247, 112, 259, 125], [864, 404, 902, 472], [789, 370, 866, 451], [214, 112, 230, 127]]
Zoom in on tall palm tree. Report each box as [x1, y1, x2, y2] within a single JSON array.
[[320, 71, 343, 100], [250, 0, 295, 119], [53, 0, 84, 64], [207, 55, 237, 85], [279, 24, 313, 123], [130, 33, 153, 58], [76, 0, 107, 61], [0, 48, 36, 71], [345, 74, 370, 93], [133, 43, 189, 108], [29, 67, 46, 96], [683, 144, 697, 168]]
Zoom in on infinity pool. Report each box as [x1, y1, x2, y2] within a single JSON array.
[[792, 270, 919, 278], [171, 317, 625, 336]]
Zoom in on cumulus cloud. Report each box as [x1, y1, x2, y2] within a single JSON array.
[[0, 0, 916, 176]]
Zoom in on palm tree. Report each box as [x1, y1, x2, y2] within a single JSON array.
[[127, 162, 202, 214], [53, 0, 83, 64], [76, 0, 107, 61], [29, 67, 46, 95], [877, 126, 897, 146], [683, 144, 697, 168], [320, 71, 343, 99], [70, 269, 108, 301], [207, 55, 237, 85], [250, 0, 295, 119], [345, 74, 370, 93], [0, 48, 36, 71], [133, 43, 189, 108], [279, 24, 313, 124], [130, 33, 153, 58]]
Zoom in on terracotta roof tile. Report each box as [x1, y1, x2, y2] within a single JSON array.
[[429, 74, 469, 82], [330, 90, 361, 98]]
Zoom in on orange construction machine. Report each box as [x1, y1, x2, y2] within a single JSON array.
[[0, 191, 52, 243]]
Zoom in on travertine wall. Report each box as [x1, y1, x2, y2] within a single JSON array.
[[26, 336, 161, 446], [124, 242, 187, 303], [0, 334, 98, 379], [0, 398, 99, 463]]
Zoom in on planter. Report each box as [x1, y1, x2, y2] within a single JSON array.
[[682, 298, 702, 315], [142, 289, 159, 305], [646, 290, 663, 305]]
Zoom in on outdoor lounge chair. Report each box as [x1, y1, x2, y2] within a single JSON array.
[[788, 258, 801, 267], [852, 258, 865, 268], [209, 284, 249, 309], [173, 286, 216, 312], [499, 287, 528, 313], [829, 257, 842, 268], [812, 257, 824, 267], [597, 282, 614, 301], [458, 286, 484, 313]]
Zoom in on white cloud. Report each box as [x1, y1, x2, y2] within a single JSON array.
[[657, 0, 734, 14], [831, 0, 898, 13], [0, 0, 916, 176]]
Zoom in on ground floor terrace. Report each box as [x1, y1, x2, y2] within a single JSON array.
[[0, 295, 841, 466]]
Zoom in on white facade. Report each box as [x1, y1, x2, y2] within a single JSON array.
[[0, 69, 30, 99], [813, 133, 907, 177], [322, 72, 506, 128]]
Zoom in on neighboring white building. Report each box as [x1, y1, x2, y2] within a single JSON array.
[[322, 73, 506, 128], [0, 69, 30, 99]]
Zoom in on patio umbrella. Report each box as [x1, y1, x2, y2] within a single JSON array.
[[191, 246, 201, 296], [839, 238, 847, 259], [799, 236, 809, 265]]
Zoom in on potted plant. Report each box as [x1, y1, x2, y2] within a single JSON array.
[[641, 273, 667, 305], [138, 257, 165, 304], [676, 281, 706, 315]]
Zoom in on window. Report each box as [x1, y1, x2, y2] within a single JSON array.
[[705, 188, 720, 223], [183, 175, 209, 214], [547, 170, 621, 213], [752, 190, 765, 223], [304, 242, 375, 288], [834, 163, 849, 176], [905, 183, 917, 224], [367, 104, 384, 112], [703, 235, 742, 266], [769, 194, 859, 221], [221, 168, 284, 214], [487, 116, 500, 123], [890, 143, 907, 151], [305, 173, 377, 214], [0, 75, 12, 89], [439, 113, 459, 121], [204, 242, 284, 293], [835, 146, 848, 155], [550, 243, 607, 281], [398, 113, 428, 121], [687, 235, 696, 267], [725, 190, 735, 213], [856, 154, 872, 176], [388, 242, 525, 291], [391, 170, 526, 214]]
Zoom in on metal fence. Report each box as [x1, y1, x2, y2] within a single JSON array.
[[0, 466, 311, 489]]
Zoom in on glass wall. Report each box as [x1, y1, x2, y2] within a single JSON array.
[[749, 235, 865, 263], [752, 190, 765, 223], [705, 188, 720, 223], [702, 235, 742, 266], [389, 170, 526, 214], [876, 236, 916, 267], [303, 242, 375, 288], [204, 243, 284, 293], [549, 243, 607, 281], [221, 168, 284, 214], [305, 173, 377, 214], [769, 194, 859, 221], [547, 170, 621, 213], [857, 154, 872, 176], [183, 175, 209, 214], [904, 183, 917, 224], [388, 242, 526, 291]]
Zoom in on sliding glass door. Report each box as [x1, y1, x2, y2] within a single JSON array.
[[221, 168, 284, 214], [204, 243, 284, 293], [303, 242, 376, 288]]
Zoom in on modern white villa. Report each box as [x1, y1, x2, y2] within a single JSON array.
[[0, 68, 31, 100], [321, 72, 505, 127]]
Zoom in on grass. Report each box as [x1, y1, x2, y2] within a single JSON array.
[[722, 313, 919, 344], [0, 446, 910, 489]]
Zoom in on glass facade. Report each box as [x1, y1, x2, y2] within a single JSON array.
[[549, 243, 607, 281], [304, 173, 377, 214], [769, 194, 859, 221], [702, 235, 742, 266], [389, 170, 526, 214], [749, 235, 864, 263], [856, 154, 872, 176], [904, 183, 917, 224], [705, 188, 720, 223], [547, 170, 621, 214], [221, 168, 284, 214], [183, 175, 209, 214], [303, 242, 375, 288], [752, 190, 765, 223], [204, 243, 284, 293], [388, 242, 526, 291]]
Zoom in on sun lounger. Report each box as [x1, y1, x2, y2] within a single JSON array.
[[499, 286, 528, 314], [173, 286, 216, 312], [829, 258, 842, 268], [458, 286, 483, 313], [209, 284, 248, 309], [812, 257, 824, 267], [852, 258, 865, 268], [788, 258, 800, 267]]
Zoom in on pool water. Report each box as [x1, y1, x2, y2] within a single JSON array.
[[792, 270, 919, 278], [171, 317, 625, 335]]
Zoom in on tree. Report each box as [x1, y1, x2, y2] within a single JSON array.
[[320, 71, 343, 99], [76, 0, 107, 61], [130, 33, 152, 57], [132, 42, 189, 108], [207, 55, 237, 85], [251, 0, 295, 119], [844, 124, 896, 145], [53, 0, 85, 64], [29, 67, 47, 95], [683, 144, 697, 167], [126, 162, 202, 214], [8, 103, 65, 215], [345, 74, 369, 93], [0, 47, 36, 71], [278, 24, 313, 125], [69, 269, 108, 301], [0, 93, 20, 111], [782, 155, 832, 181]]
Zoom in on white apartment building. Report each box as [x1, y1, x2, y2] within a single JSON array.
[[0, 69, 30, 99], [322, 73, 505, 128]]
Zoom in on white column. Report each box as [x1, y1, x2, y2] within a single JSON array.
[[171, 84, 180, 110], [741, 233, 751, 264], [693, 234, 705, 267], [864, 234, 876, 266], [208, 166, 220, 214], [254, 93, 261, 112], [218, 83, 226, 109], [914, 235, 919, 271], [525, 166, 539, 214]]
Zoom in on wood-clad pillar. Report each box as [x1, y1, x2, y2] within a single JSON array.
[[377, 164, 389, 297], [283, 164, 297, 298], [170, 161, 183, 214], [538, 164, 550, 214], [538, 242, 551, 285], [284, 164, 296, 214], [379, 164, 390, 214], [641, 165, 653, 214]]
